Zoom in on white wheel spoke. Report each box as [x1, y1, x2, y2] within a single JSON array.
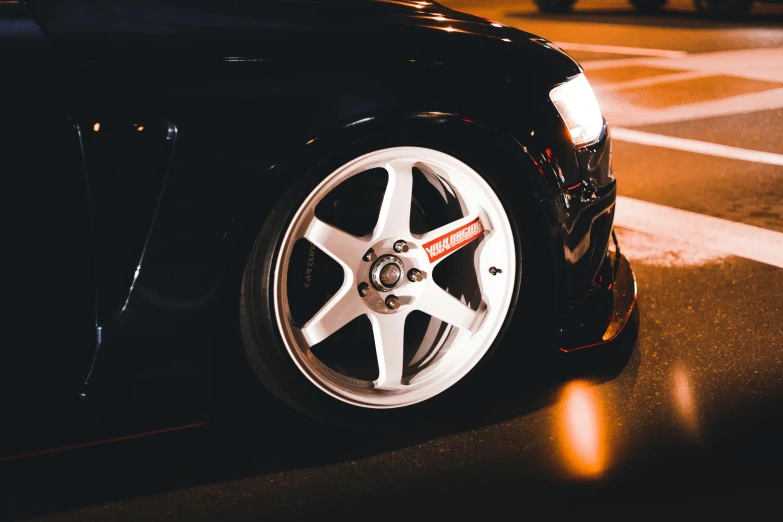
[[300, 287, 364, 347], [274, 147, 517, 408], [418, 213, 486, 266], [302, 217, 368, 267], [417, 283, 480, 333], [369, 312, 409, 390], [373, 159, 414, 240]]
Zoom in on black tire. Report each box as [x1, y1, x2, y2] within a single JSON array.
[[534, 0, 577, 14], [629, 0, 668, 12], [237, 129, 548, 425], [693, 0, 753, 18]]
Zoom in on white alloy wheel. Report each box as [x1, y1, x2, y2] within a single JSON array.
[[273, 147, 517, 408]]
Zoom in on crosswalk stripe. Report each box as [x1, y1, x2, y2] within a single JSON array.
[[612, 127, 783, 167], [615, 196, 783, 269], [554, 41, 688, 59]]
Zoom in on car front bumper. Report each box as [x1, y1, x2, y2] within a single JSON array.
[[558, 232, 637, 353]]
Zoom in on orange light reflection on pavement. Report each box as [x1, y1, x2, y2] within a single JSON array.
[[673, 367, 699, 437], [558, 381, 607, 478]]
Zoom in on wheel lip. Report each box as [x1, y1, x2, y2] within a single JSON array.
[[272, 146, 519, 409]]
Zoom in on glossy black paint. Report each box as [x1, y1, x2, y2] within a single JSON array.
[[1, 0, 627, 409], [0, 17, 96, 400], [559, 242, 637, 352]]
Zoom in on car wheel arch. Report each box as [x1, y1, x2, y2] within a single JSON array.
[[222, 111, 564, 365]]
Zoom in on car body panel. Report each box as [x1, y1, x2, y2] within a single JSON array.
[[1, 0, 631, 420], [0, 13, 97, 400]]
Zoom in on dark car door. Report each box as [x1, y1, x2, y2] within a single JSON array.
[[0, 7, 96, 400]]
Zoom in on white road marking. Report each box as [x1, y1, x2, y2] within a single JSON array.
[[613, 228, 727, 267], [593, 71, 713, 92], [611, 127, 783, 166], [601, 87, 783, 127], [582, 48, 783, 83], [615, 196, 783, 269], [553, 41, 688, 59], [641, 48, 783, 84], [578, 47, 783, 127], [580, 48, 783, 83], [582, 57, 678, 71]]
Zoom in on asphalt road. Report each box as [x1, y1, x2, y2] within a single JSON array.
[[4, 1, 783, 521]]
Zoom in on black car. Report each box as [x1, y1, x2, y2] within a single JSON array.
[[1, 0, 635, 448]]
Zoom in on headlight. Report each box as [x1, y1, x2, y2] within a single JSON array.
[[549, 74, 604, 147]]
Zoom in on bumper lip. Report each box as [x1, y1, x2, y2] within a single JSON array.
[[559, 235, 638, 353]]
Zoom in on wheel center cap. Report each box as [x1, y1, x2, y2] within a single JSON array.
[[371, 255, 405, 291]]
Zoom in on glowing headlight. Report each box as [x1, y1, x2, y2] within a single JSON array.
[[549, 74, 604, 147]]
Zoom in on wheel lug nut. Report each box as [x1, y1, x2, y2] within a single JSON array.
[[385, 295, 400, 310], [358, 282, 371, 297], [407, 268, 424, 282], [393, 240, 409, 253], [363, 249, 377, 262]]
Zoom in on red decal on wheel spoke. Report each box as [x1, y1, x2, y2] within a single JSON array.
[[423, 217, 484, 262]]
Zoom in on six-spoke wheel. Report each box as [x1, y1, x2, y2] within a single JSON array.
[[241, 145, 519, 416]]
